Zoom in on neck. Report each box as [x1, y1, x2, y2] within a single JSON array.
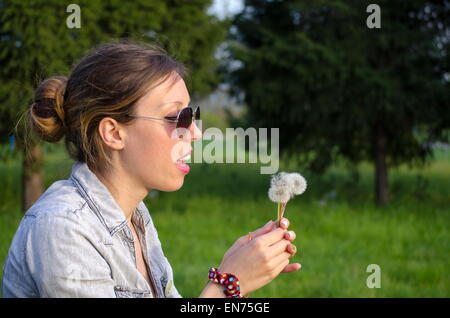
[[93, 164, 149, 221]]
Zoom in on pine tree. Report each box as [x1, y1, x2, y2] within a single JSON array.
[[0, 0, 227, 211], [227, 0, 450, 205]]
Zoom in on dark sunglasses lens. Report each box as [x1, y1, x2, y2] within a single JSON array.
[[194, 106, 200, 120], [176, 107, 193, 129]]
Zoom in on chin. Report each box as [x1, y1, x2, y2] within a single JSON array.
[[157, 177, 185, 192]]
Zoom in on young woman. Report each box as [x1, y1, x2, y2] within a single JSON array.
[[2, 42, 300, 298]]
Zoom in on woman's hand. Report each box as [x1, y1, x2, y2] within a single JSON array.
[[218, 218, 301, 296]]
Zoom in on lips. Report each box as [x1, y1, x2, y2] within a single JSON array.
[[175, 161, 190, 174]]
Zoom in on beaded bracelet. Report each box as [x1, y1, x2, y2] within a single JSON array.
[[208, 267, 246, 298]]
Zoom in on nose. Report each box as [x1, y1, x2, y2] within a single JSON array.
[[190, 119, 202, 142]]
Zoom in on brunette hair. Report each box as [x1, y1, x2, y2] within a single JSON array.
[[24, 41, 187, 172]]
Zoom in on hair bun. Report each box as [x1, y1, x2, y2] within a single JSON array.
[[30, 76, 68, 142]]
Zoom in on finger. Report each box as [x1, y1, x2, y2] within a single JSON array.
[[267, 239, 291, 258], [234, 221, 275, 248], [269, 251, 292, 269], [250, 220, 276, 239], [273, 258, 290, 278], [255, 227, 287, 247], [287, 243, 297, 256], [278, 218, 290, 229], [281, 263, 302, 273], [284, 231, 296, 241]]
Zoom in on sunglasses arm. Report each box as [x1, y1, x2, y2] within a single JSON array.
[[128, 114, 178, 123]]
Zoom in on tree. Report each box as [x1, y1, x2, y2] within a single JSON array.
[[0, 0, 103, 211], [227, 0, 450, 205], [0, 0, 227, 211]]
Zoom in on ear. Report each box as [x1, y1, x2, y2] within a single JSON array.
[[98, 117, 126, 151]]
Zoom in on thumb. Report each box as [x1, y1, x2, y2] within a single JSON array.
[[232, 220, 276, 251], [249, 220, 276, 239]]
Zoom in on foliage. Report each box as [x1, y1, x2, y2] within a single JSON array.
[[0, 0, 228, 144], [226, 0, 450, 172]]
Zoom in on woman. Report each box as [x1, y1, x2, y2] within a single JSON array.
[[2, 41, 300, 298]]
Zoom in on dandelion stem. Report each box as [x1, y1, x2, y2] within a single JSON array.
[[277, 202, 281, 225], [280, 202, 288, 219]]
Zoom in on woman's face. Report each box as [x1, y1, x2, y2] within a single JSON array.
[[121, 72, 202, 192]]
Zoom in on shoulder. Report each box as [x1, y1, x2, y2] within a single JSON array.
[[21, 183, 108, 264], [25, 179, 87, 219], [19, 179, 101, 245], [4, 180, 103, 283]]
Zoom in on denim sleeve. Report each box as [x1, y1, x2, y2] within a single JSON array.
[[26, 213, 116, 297]]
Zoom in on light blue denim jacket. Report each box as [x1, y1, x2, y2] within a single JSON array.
[[2, 161, 182, 298]]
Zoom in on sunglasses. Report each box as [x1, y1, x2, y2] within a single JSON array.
[[128, 106, 200, 129]]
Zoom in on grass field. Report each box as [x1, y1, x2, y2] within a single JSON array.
[[0, 142, 449, 297]]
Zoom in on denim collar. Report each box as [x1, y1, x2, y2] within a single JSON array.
[[69, 161, 134, 236]]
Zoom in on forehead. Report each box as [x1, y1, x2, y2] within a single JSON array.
[[136, 73, 190, 111]]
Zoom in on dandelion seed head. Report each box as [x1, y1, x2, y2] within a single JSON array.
[[270, 172, 290, 188], [288, 173, 307, 195], [268, 171, 307, 203], [268, 185, 291, 203]]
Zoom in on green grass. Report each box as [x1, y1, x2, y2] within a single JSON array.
[[0, 142, 449, 297]]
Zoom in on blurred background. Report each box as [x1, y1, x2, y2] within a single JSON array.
[[0, 0, 449, 297]]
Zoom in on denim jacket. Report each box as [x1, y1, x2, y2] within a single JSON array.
[[2, 161, 182, 298]]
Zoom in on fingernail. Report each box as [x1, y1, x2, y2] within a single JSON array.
[[280, 219, 288, 228], [287, 231, 295, 240], [291, 244, 297, 254]]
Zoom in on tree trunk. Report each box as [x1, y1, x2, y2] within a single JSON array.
[[374, 124, 389, 206], [22, 143, 44, 212]]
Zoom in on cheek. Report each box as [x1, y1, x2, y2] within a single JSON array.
[[123, 124, 184, 190], [125, 125, 169, 166]]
